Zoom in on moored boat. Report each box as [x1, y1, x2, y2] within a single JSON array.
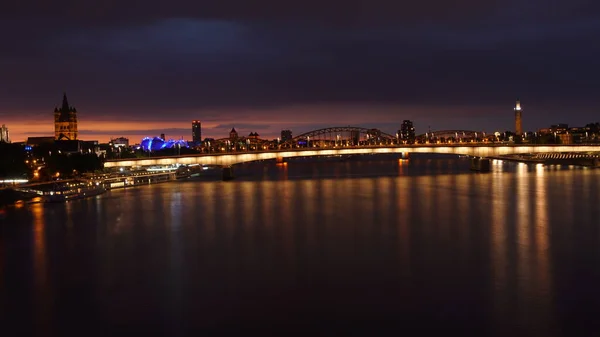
[[40, 180, 106, 203]]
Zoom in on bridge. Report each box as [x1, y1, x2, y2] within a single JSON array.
[[284, 126, 396, 145], [199, 126, 525, 151], [105, 144, 600, 169]]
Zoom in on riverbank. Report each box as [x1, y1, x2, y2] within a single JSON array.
[[0, 165, 217, 208], [490, 155, 600, 167], [0, 188, 39, 208]]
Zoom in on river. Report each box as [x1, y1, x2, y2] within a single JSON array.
[[1, 155, 599, 336]]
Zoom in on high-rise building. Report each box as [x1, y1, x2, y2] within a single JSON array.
[[280, 129, 292, 142], [160, 133, 166, 140], [0, 124, 9, 143], [514, 99, 523, 135], [54, 92, 78, 140], [192, 120, 202, 143], [400, 120, 415, 144]]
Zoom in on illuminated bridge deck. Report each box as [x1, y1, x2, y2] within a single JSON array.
[[104, 144, 600, 168]]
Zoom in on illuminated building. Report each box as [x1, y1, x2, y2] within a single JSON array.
[[558, 133, 573, 144], [111, 137, 129, 148], [281, 130, 292, 142], [248, 132, 259, 140], [54, 92, 78, 140], [514, 99, 522, 135], [366, 129, 382, 144], [400, 120, 415, 144], [192, 120, 202, 143], [550, 124, 569, 134], [0, 124, 9, 143], [140, 137, 189, 152]]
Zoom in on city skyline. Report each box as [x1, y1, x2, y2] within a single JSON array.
[[1, 96, 598, 143], [1, 1, 599, 142]]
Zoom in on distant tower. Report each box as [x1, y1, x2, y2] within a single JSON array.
[[514, 98, 523, 135], [229, 127, 238, 139], [54, 92, 78, 140], [192, 120, 202, 143], [0, 124, 9, 143]]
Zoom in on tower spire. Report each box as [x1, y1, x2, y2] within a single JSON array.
[[54, 92, 78, 140], [514, 98, 523, 135], [62, 92, 70, 111]]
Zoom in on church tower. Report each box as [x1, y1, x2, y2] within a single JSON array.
[[514, 98, 522, 135], [54, 92, 78, 140]]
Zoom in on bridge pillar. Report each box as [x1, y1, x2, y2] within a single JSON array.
[[222, 166, 235, 181], [470, 157, 491, 172], [276, 156, 285, 164], [401, 152, 410, 159], [593, 158, 600, 168]]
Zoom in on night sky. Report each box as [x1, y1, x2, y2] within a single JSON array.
[[1, 1, 599, 142]]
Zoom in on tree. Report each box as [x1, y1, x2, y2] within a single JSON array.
[[585, 122, 600, 134], [0, 143, 30, 178]]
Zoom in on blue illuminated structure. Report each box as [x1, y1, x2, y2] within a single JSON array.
[[140, 137, 189, 152]]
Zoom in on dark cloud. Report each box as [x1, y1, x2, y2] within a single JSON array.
[[1, 0, 599, 142], [0, 1, 505, 26]]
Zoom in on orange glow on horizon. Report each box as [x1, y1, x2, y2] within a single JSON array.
[[6, 120, 231, 144], [2, 103, 504, 144]]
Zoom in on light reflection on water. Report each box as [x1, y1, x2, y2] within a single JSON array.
[[31, 203, 52, 335], [1, 157, 600, 335]]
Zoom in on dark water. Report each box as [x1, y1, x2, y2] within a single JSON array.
[[2, 155, 600, 336]]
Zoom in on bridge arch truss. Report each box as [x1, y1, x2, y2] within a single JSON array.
[[284, 126, 396, 146]]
